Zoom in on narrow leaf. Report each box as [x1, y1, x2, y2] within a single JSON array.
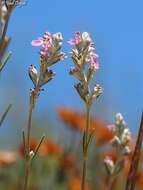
[[0, 52, 11, 73], [0, 104, 12, 127]]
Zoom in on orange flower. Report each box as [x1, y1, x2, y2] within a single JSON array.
[[90, 119, 113, 146], [60, 153, 76, 173], [57, 107, 83, 131], [0, 151, 17, 166], [57, 107, 113, 145], [136, 171, 143, 187], [19, 139, 37, 156], [68, 176, 92, 190], [40, 139, 63, 156], [19, 138, 63, 157]]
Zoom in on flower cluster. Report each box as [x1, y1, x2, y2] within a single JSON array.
[[29, 31, 65, 107], [68, 32, 102, 106], [104, 113, 132, 176]]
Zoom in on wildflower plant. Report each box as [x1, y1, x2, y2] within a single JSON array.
[[68, 32, 103, 190], [23, 31, 65, 190], [104, 113, 132, 190]]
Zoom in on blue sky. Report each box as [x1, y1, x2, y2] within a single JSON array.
[[0, 0, 143, 145]]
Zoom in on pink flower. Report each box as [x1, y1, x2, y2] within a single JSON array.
[[31, 39, 43, 46], [40, 48, 49, 56], [68, 32, 81, 45], [90, 54, 99, 70], [31, 32, 52, 56]]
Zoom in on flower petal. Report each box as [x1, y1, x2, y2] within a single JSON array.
[[31, 39, 43, 46], [67, 39, 77, 45]]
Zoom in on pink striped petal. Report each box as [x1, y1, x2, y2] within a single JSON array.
[[31, 39, 43, 46]]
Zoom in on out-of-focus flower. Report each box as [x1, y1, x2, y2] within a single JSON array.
[[103, 150, 118, 163], [57, 107, 84, 131], [68, 175, 92, 190], [40, 139, 63, 156], [110, 113, 132, 156], [59, 153, 76, 173], [57, 107, 113, 145], [104, 113, 132, 178], [0, 151, 18, 166], [19, 138, 63, 157], [104, 156, 115, 175], [136, 171, 143, 187], [19, 139, 37, 157]]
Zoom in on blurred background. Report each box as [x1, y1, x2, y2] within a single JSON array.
[[1, 0, 143, 147], [0, 0, 143, 189]]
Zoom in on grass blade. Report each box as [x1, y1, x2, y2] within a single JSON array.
[[0, 52, 11, 73], [0, 104, 12, 127]]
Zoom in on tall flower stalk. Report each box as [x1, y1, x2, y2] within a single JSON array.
[[68, 32, 103, 190], [23, 31, 65, 190]]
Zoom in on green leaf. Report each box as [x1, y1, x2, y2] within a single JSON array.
[[0, 52, 12, 73], [0, 104, 12, 127]]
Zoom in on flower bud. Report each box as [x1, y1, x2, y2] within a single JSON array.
[[47, 52, 66, 67], [69, 67, 84, 81], [29, 150, 35, 158], [39, 69, 55, 87], [115, 113, 124, 125], [82, 32, 92, 43], [74, 83, 88, 102], [1, 3, 8, 23], [28, 65, 38, 86], [92, 84, 103, 99], [53, 32, 63, 42]]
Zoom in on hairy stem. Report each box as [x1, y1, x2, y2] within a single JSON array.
[[81, 104, 90, 190]]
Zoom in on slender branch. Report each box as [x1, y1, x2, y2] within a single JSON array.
[[23, 102, 33, 190], [81, 104, 90, 190], [0, 104, 12, 126], [27, 103, 33, 153], [31, 134, 45, 161], [22, 131, 26, 156], [125, 112, 143, 190], [0, 51, 11, 72]]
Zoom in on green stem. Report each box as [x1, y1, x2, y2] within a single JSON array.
[[27, 104, 33, 153], [81, 104, 90, 190], [23, 102, 33, 190], [23, 160, 31, 190]]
